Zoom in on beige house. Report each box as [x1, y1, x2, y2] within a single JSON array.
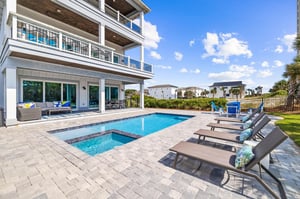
[[208, 81, 246, 99]]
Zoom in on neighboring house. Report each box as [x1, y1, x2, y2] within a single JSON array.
[[208, 81, 246, 99], [0, 0, 153, 125], [177, 87, 204, 98], [148, 84, 178, 99]]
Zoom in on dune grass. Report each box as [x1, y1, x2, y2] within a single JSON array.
[[270, 113, 300, 146]]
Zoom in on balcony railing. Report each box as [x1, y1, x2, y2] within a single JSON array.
[[105, 4, 141, 34], [12, 15, 152, 73]]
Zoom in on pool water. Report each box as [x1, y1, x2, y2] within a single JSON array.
[[51, 113, 193, 155], [72, 133, 136, 156]]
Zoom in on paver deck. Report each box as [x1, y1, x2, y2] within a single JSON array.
[[0, 109, 299, 199]]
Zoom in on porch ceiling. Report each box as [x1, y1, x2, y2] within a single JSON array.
[[17, 0, 133, 46]]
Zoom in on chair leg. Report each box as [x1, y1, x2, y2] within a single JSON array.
[[173, 153, 179, 168]]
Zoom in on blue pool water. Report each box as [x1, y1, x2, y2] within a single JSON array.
[[72, 133, 136, 156], [51, 113, 193, 155]]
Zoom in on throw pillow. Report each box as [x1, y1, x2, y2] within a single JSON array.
[[239, 128, 253, 142], [53, 101, 61, 107], [235, 145, 255, 168], [242, 120, 252, 129], [61, 101, 70, 107]]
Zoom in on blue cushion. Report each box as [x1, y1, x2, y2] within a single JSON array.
[[239, 128, 253, 142], [235, 145, 255, 168], [53, 101, 61, 107], [242, 120, 252, 129], [241, 115, 250, 122]]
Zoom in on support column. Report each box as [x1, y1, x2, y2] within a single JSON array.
[[99, 0, 105, 12], [99, 24, 105, 46], [139, 12, 145, 70], [99, 78, 105, 113], [140, 82, 144, 109], [5, 68, 17, 125]]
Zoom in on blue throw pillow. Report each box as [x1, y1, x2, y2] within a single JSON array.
[[239, 128, 253, 142], [235, 145, 255, 168], [61, 101, 70, 107], [241, 115, 250, 122], [242, 120, 252, 129]]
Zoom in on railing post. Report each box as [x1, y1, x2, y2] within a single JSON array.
[[88, 43, 91, 58], [111, 51, 113, 63], [59, 32, 63, 50], [130, 20, 133, 29]]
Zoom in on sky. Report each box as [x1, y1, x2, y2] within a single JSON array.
[[127, 0, 296, 93]]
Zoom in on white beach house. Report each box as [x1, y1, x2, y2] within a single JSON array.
[[0, 0, 153, 125], [148, 84, 178, 99]]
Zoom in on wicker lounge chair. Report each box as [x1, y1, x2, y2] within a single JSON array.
[[207, 112, 265, 131], [169, 126, 288, 199], [194, 115, 270, 144]]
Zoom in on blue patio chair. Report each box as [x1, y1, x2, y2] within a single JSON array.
[[226, 101, 241, 117], [211, 101, 225, 115]]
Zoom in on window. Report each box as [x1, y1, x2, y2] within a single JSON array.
[[23, 80, 43, 102], [89, 85, 99, 108], [105, 86, 119, 101], [63, 84, 77, 108], [45, 82, 61, 102]]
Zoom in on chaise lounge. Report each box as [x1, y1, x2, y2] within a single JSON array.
[[207, 112, 265, 131], [194, 115, 270, 145], [169, 127, 288, 199]]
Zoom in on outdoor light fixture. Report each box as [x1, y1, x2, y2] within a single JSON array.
[[82, 86, 86, 90]]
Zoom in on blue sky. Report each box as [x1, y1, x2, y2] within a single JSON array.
[[128, 0, 296, 92]]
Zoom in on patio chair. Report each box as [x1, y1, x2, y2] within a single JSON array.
[[169, 126, 288, 199], [211, 101, 225, 115], [194, 115, 270, 145], [226, 101, 241, 118], [207, 112, 265, 131]]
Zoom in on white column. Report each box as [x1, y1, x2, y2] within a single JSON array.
[[99, 0, 105, 12], [5, 68, 17, 125], [139, 12, 145, 70], [140, 82, 144, 109], [99, 78, 105, 113], [99, 24, 105, 45]]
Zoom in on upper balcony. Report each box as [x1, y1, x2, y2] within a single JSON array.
[[5, 13, 153, 78]]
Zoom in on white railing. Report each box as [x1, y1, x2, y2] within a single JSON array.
[[12, 14, 152, 73]]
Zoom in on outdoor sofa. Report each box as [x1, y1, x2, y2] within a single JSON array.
[[35, 101, 72, 115], [17, 106, 42, 121]]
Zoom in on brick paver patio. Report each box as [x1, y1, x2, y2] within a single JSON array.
[[0, 109, 299, 199]]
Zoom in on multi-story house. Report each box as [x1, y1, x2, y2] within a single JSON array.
[[177, 86, 204, 98], [148, 84, 178, 99], [208, 81, 246, 99], [0, 0, 153, 125]]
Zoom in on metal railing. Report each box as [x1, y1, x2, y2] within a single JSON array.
[[13, 15, 152, 73]]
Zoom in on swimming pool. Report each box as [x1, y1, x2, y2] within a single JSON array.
[[50, 113, 193, 155]]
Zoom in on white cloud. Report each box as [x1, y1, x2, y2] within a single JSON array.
[[278, 33, 296, 53], [202, 32, 252, 64], [189, 39, 195, 47], [261, 61, 269, 68], [250, 61, 256, 65], [174, 51, 183, 61], [257, 69, 272, 78], [274, 45, 283, 53], [273, 60, 284, 68], [134, 19, 162, 50], [208, 64, 256, 80], [150, 51, 161, 60], [191, 69, 201, 74], [180, 68, 188, 73], [155, 65, 171, 69]]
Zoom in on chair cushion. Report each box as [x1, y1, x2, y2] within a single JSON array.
[[235, 145, 255, 168], [242, 120, 252, 129], [241, 115, 250, 122], [239, 128, 253, 142]]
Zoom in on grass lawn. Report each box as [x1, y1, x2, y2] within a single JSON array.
[[270, 113, 300, 147]]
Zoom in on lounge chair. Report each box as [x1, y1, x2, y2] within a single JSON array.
[[214, 102, 264, 124], [169, 126, 288, 199], [194, 115, 270, 144], [210, 101, 225, 116], [207, 112, 265, 131]]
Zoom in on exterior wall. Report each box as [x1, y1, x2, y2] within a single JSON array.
[[149, 87, 177, 99], [208, 85, 246, 99]]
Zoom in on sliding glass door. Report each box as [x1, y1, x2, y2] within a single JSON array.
[[89, 85, 99, 108]]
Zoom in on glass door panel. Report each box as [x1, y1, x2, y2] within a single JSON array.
[[45, 82, 61, 102], [89, 85, 99, 108], [63, 84, 77, 108], [23, 80, 43, 102]]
